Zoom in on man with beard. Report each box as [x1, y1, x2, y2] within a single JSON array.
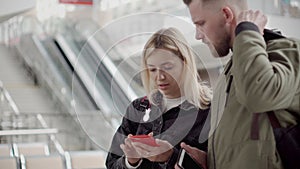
[[176, 0, 300, 169]]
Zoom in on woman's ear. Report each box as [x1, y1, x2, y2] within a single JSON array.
[[222, 6, 235, 24]]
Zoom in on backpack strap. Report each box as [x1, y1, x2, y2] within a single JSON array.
[[251, 113, 261, 140], [251, 111, 282, 140], [263, 29, 286, 42], [267, 111, 281, 129]]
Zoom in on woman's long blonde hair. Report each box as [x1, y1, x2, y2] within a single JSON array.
[[141, 27, 211, 109]]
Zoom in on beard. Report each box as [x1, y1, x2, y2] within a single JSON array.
[[210, 34, 231, 58], [203, 27, 231, 58]]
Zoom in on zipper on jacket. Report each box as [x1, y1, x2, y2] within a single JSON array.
[[225, 75, 233, 107], [212, 131, 217, 169], [212, 74, 233, 169], [211, 92, 223, 169]]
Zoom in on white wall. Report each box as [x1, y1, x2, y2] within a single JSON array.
[[266, 15, 300, 38], [248, 0, 300, 38], [0, 0, 36, 18], [248, 0, 265, 11]]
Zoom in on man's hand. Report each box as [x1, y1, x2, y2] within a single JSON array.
[[236, 10, 268, 35], [175, 142, 207, 169]]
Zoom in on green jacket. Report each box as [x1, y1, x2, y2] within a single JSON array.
[[208, 25, 300, 169]]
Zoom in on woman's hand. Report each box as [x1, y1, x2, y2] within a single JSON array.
[[120, 134, 141, 165], [132, 138, 174, 163]]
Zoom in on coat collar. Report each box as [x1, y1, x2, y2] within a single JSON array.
[[179, 100, 200, 111]]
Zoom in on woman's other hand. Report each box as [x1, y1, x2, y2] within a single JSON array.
[[132, 138, 174, 163], [120, 134, 141, 165]]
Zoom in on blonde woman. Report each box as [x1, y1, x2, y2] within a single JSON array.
[[106, 27, 211, 169]]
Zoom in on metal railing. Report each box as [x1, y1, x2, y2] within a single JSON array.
[[0, 80, 66, 154], [0, 81, 20, 115]]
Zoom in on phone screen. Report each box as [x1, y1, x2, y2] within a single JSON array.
[[177, 149, 204, 169], [129, 135, 159, 147]]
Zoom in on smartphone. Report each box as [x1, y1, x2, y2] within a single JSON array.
[[177, 148, 204, 169], [129, 135, 159, 147]]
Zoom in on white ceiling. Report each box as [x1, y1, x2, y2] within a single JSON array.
[[0, 0, 36, 23]]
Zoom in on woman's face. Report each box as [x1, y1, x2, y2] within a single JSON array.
[[146, 48, 184, 99]]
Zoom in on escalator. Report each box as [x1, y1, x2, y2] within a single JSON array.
[[54, 30, 131, 150], [15, 33, 101, 151], [14, 18, 145, 151], [55, 32, 131, 116], [41, 37, 98, 111]]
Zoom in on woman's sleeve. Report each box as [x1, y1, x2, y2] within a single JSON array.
[[106, 101, 140, 169], [105, 118, 130, 168], [165, 147, 180, 169]]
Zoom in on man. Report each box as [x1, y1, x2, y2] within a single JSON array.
[[177, 0, 300, 169]]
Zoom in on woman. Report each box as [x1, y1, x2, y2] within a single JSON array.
[[106, 27, 211, 169]]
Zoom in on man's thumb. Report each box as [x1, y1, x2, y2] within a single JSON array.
[[180, 142, 192, 153]]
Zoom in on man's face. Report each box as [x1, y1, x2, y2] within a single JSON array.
[[188, 0, 231, 57]]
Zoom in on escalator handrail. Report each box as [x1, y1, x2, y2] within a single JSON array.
[[0, 80, 20, 114], [55, 34, 111, 113], [87, 37, 138, 102]]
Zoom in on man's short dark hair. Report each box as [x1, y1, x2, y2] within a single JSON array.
[[183, 0, 220, 6], [183, 0, 192, 5]]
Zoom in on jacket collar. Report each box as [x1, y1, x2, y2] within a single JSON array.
[[151, 99, 198, 112], [179, 100, 200, 111]]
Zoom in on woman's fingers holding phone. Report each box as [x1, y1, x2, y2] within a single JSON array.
[[131, 142, 150, 157], [121, 135, 141, 159], [155, 139, 173, 153], [132, 139, 173, 162]]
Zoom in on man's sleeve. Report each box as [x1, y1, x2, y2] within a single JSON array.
[[232, 22, 300, 112]]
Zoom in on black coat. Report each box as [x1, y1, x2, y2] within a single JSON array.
[[106, 97, 210, 169]]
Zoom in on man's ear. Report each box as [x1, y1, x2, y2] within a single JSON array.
[[222, 6, 235, 24]]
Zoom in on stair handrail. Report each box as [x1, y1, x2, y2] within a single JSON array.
[[0, 80, 20, 115]]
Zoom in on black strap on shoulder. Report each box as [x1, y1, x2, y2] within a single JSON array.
[[251, 111, 282, 140], [263, 29, 286, 42], [267, 111, 282, 129], [251, 113, 260, 140]]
